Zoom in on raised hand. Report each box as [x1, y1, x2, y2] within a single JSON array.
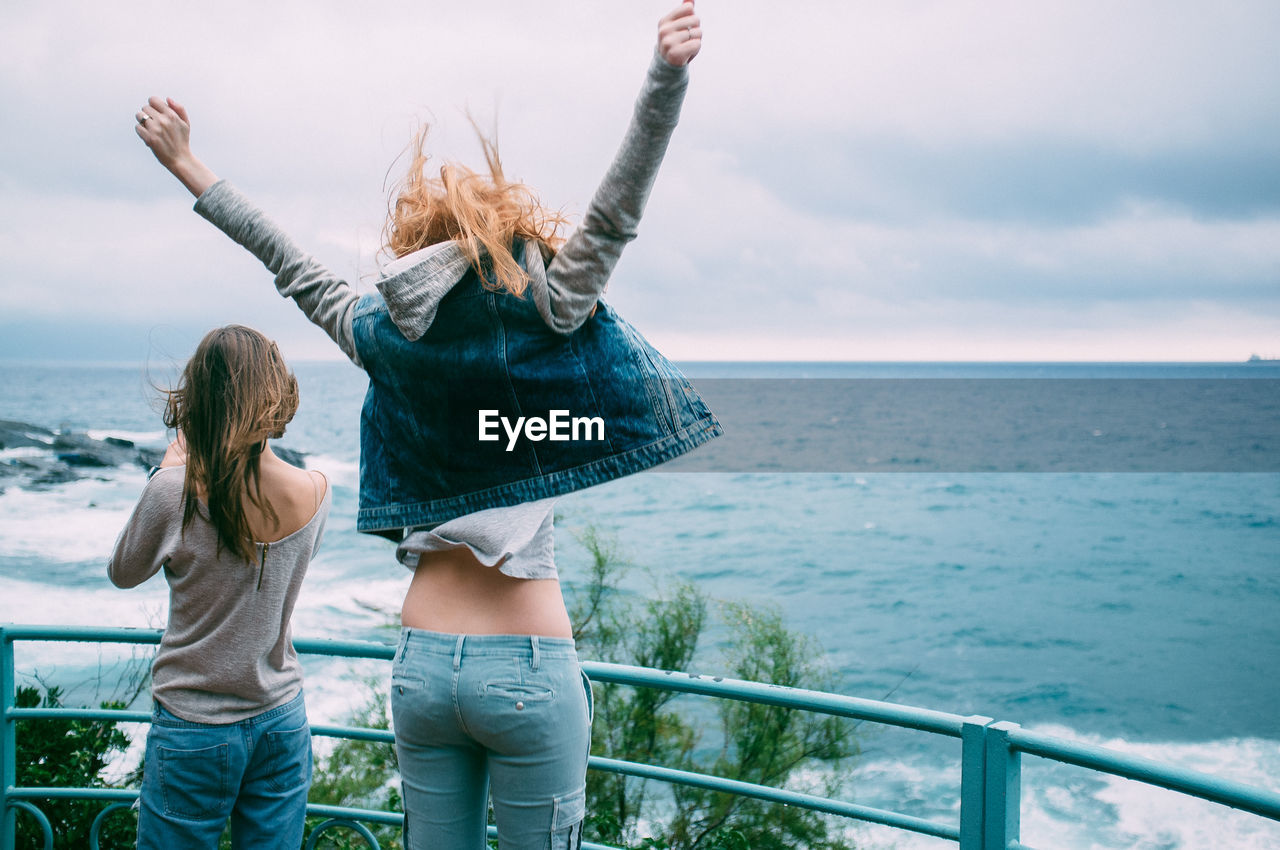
[[658, 1, 702, 67], [135, 96, 218, 198]]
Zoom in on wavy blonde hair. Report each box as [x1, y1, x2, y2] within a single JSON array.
[[384, 124, 570, 297], [164, 325, 299, 564]]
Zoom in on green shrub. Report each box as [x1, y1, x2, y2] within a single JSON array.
[[568, 528, 858, 850], [14, 685, 136, 850], [305, 682, 402, 850]]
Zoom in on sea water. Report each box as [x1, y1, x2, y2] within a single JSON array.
[[1, 360, 1277, 849]]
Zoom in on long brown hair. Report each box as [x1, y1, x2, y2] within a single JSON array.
[[383, 123, 570, 296], [163, 325, 299, 563]]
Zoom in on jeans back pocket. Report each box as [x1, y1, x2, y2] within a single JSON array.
[[264, 724, 313, 793], [158, 743, 230, 820]]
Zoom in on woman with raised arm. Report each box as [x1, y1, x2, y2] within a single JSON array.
[[135, 4, 714, 848], [110, 325, 330, 850]]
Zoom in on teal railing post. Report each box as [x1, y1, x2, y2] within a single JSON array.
[[984, 720, 1021, 849], [2, 626, 16, 849], [959, 715, 993, 850]]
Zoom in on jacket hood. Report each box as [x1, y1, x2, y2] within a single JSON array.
[[376, 238, 555, 342], [375, 242, 475, 342]]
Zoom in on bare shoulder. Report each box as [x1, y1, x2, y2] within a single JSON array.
[[268, 457, 323, 501], [254, 453, 327, 539], [308, 468, 329, 502]]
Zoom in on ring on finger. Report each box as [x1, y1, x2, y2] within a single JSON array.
[[136, 113, 150, 125]]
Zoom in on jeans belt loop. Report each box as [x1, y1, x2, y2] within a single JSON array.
[[530, 635, 540, 672], [395, 628, 411, 665], [453, 635, 465, 671]]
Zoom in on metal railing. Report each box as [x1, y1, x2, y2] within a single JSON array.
[[3, 624, 1279, 849]]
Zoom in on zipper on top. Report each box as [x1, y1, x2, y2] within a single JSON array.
[[256, 541, 270, 591]]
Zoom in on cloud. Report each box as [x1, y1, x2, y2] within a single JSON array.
[[730, 135, 1280, 226], [691, 1, 1280, 148], [2, 1, 1279, 362]]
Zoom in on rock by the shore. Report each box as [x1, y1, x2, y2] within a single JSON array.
[[0, 419, 306, 492], [0, 419, 56, 451], [52, 432, 160, 469]]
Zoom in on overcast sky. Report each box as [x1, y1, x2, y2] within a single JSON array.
[[2, 0, 1278, 362]]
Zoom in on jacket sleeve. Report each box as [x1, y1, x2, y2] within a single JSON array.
[[108, 469, 183, 589], [533, 50, 691, 334], [193, 181, 364, 367]]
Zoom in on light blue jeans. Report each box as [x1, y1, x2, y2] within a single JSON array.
[[390, 629, 593, 850], [136, 690, 312, 850]]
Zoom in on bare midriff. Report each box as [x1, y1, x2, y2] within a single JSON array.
[[400, 546, 573, 638]]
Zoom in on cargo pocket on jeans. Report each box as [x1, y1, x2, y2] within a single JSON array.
[[549, 787, 587, 850], [159, 743, 229, 820], [264, 724, 313, 792]]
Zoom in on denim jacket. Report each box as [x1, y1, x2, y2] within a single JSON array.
[[193, 52, 719, 539], [352, 242, 720, 537]]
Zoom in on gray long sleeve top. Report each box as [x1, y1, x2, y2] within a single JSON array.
[[109, 467, 331, 722], [193, 50, 690, 368]]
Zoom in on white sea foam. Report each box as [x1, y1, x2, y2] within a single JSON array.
[[302, 452, 359, 488], [0, 471, 146, 562], [1025, 722, 1280, 794], [1, 431, 54, 446], [85, 429, 167, 445], [0, 576, 168, 635], [846, 725, 1280, 850], [1, 446, 52, 460], [1017, 723, 1280, 849], [292, 575, 409, 636]]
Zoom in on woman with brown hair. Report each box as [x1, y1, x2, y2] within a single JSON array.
[[110, 325, 330, 849], [134, 4, 713, 848]]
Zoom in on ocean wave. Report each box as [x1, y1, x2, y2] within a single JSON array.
[[85, 429, 168, 446], [1024, 721, 1280, 793], [0, 576, 167, 637], [0, 446, 51, 460], [0, 473, 145, 562], [302, 452, 360, 488], [846, 724, 1280, 850]]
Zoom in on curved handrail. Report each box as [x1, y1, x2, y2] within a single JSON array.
[[304, 817, 380, 850], [4, 794, 627, 850], [89, 802, 134, 850], [4, 624, 1279, 850], [6, 799, 53, 850]]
